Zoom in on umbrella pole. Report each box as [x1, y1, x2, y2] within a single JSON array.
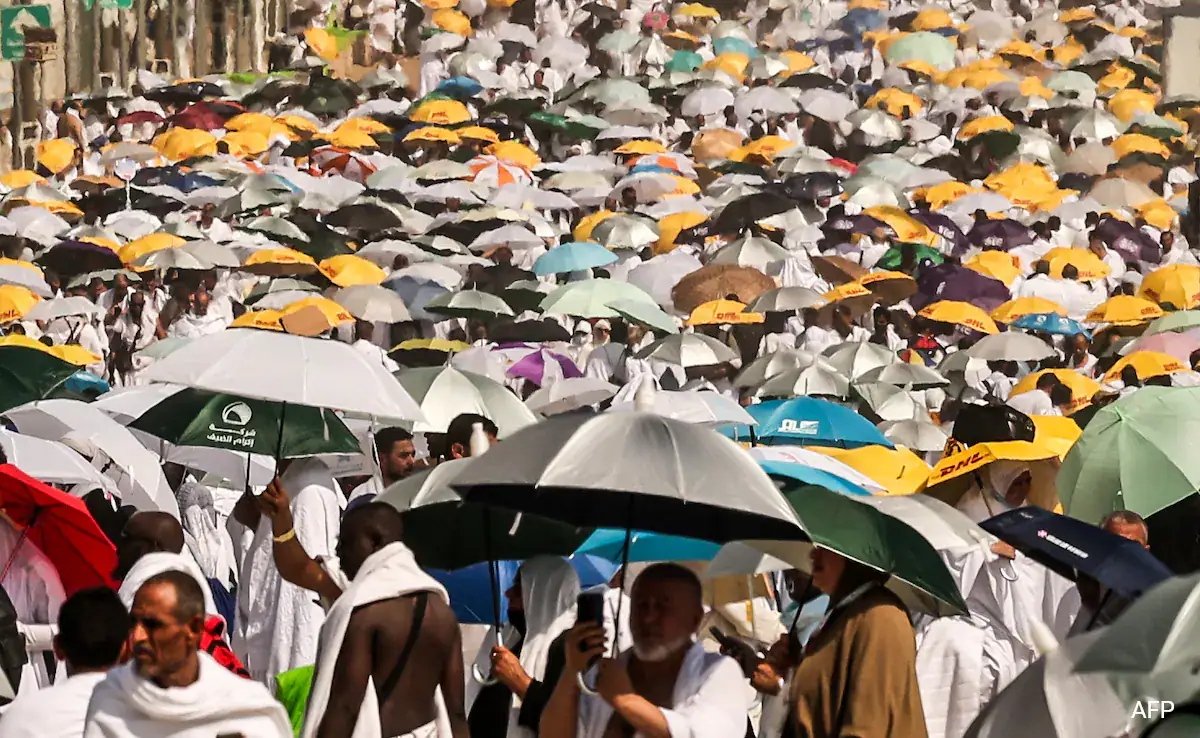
[[0, 508, 38, 587], [749, 426, 758, 447], [273, 401, 288, 475], [611, 497, 635, 658], [470, 506, 503, 686]]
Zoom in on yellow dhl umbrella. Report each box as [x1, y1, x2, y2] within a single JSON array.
[[0, 258, 40, 275], [921, 181, 976, 209], [119, 232, 185, 266], [391, 337, 471, 353], [865, 88, 923, 117], [1099, 64, 1136, 94], [1060, 7, 1096, 22], [153, 128, 217, 161], [677, 2, 720, 19], [0, 170, 44, 188], [960, 68, 1016, 90], [703, 52, 750, 80], [1108, 89, 1158, 123], [923, 440, 1062, 509], [0, 285, 40, 322], [1139, 264, 1200, 309], [983, 163, 1059, 205], [432, 8, 472, 36], [336, 118, 391, 137], [303, 28, 340, 63], [231, 309, 284, 331], [36, 139, 78, 175], [221, 130, 270, 158], [456, 126, 500, 144], [280, 296, 354, 336], [1052, 39, 1086, 66], [858, 271, 917, 305], [420, 0, 457, 8], [656, 211, 707, 253], [1043, 246, 1112, 281], [411, 99, 471, 126], [732, 135, 792, 163], [912, 7, 953, 30], [898, 59, 939, 80], [1104, 351, 1187, 383], [404, 126, 460, 145], [276, 114, 319, 137], [687, 299, 763, 326], [822, 282, 876, 317], [487, 140, 540, 169], [812, 445, 931, 495], [242, 248, 319, 276], [615, 140, 667, 156], [991, 296, 1067, 323], [1011, 369, 1101, 413], [226, 112, 294, 140], [781, 51, 815, 74], [998, 40, 1043, 62], [1031, 416, 1083, 460], [1086, 295, 1164, 325], [958, 115, 1015, 140], [574, 210, 615, 241], [965, 251, 1021, 286], [1139, 199, 1177, 232], [861, 206, 937, 247], [0, 335, 98, 365], [918, 300, 999, 334], [318, 255, 386, 287], [328, 127, 379, 150], [1112, 133, 1170, 160], [1019, 76, 1055, 99]]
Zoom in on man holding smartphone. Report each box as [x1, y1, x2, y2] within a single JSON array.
[[539, 564, 751, 738]]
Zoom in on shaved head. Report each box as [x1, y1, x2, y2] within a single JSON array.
[[114, 512, 185, 580], [336, 503, 406, 580]]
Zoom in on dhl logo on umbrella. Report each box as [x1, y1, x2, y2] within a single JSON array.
[[929, 449, 989, 481]]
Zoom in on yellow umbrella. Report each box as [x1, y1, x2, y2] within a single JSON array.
[[276, 114, 319, 137], [1060, 7, 1096, 22], [1112, 133, 1170, 160], [733, 135, 791, 162], [1019, 76, 1055, 99], [897, 59, 939, 80], [1052, 39, 1086, 66], [420, 0, 457, 7], [912, 7, 952, 30], [862, 206, 938, 246], [303, 28, 340, 62], [221, 130, 270, 158], [47, 343, 103, 366], [153, 128, 218, 161], [80, 236, 119, 252], [242, 248, 319, 276], [0, 170, 43, 189], [849, 0, 885, 8], [411, 99, 471, 125], [781, 51, 815, 74], [998, 40, 1043, 62], [920, 181, 976, 209], [1104, 351, 1187, 382], [0, 285, 40, 322], [336, 118, 391, 136], [230, 310, 284, 331], [1139, 199, 1177, 232], [318, 255, 386, 287], [0, 258, 40, 275], [615, 140, 667, 156], [923, 440, 1062, 509], [36, 139, 78, 174], [677, 2, 720, 19], [812, 445, 931, 495], [960, 68, 1016, 89], [1139, 264, 1200, 309], [392, 338, 471, 353], [119, 232, 185, 266], [656, 211, 707, 254], [1099, 64, 1136, 94], [1086, 295, 1164, 325], [957, 115, 1015, 140], [702, 52, 750, 80], [917, 300, 999, 334], [991, 296, 1067, 323], [965, 251, 1021, 286], [227, 112, 276, 133], [1012, 368, 1100, 402], [983, 163, 1059, 206], [1031, 416, 1083, 460], [280, 296, 354, 336], [574, 210, 615, 241], [865, 88, 923, 117], [858, 271, 917, 305], [1108, 89, 1158, 123], [487, 140, 540, 169], [1043, 246, 1112, 281], [404, 126, 460, 145], [687, 299, 764, 326], [328, 127, 379, 150], [432, 8, 472, 36], [457, 126, 500, 145]]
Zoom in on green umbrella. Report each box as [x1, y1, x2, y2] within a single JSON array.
[[1059, 386, 1200, 524], [540, 278, 658, 319], [128, 388, 361, 458], [379, 459, 591, 570], [1145, 310, 1200, 335], [884, 31, 956, 69], [606, 299, 679, 334], [0, 346, 80, 414], [527, 111, 605, 140], [394, 366, 538, 436], [877, 243, 945, 270], [424, 289, 515, 320], [666, 51, 703, 73], [747, 484, 967, 616]]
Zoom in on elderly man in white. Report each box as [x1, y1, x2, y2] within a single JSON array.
[[540, 563, 752, 738]]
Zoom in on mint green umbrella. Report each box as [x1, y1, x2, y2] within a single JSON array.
[[1145, 310, 1200, 335], [666, 51, 703, 73], [1059, 386, 1200, 524], [884, 31, 956, 69], [539, 278, 657, 319]]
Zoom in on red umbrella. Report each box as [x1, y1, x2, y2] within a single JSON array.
[[311, 146, 378, 184], [171, 101, 240, 131], [116, 110, 164, 127], [0, 465, 116, 596]]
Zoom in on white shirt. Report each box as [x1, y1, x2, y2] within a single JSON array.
[[351, 339, 399, 371], [0, 671, 106, 738], [1007, 388, 1060, 417]]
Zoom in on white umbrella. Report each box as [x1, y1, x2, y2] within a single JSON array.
[[735, 350, 807, 389], [796, 89, 856, 122], [627, 251, 705, 308], [540, 279, 658, 319], [391, 263, 464, 291], [0, 262, 52, 297], [710, 236, 793, 269], [395, 365, 538, 436], [525, 377, 617, 415], [746, 445, 886, 493], [0, 429, 119, 494], [89, 383, 182, 424], [333, 285, 412, 323], [735, 87, 798, 118], [590, 214, 659, 250], [857, 363, 948, 389], [758, 356, 851, 398], [747, 286, 826, 313], [857, 382, 930, 422], [140, 330, 425, 421], [967, 332, 1057, 361], [2, 399, 177, 514], [635, 333, 737, 367], [682, 86, 735, 117], [23, 296, 103, 322], [133, 240, 240, 270], [879, 419, 948, 451], [608, 388, 755, 427], [824, 342, 899, 381]]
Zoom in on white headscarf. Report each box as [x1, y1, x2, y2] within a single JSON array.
[[508, 556, 580, 738]]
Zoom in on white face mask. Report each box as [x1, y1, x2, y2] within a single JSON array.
[[572, 333, 589, 346]]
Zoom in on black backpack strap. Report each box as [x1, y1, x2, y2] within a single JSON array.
[[378, 592, 429, 697]]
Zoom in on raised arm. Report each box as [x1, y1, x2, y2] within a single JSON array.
[[539, 623, 605, 738], [258, 479, 343, 602]]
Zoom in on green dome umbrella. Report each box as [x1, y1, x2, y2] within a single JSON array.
[[666, 50, 703, 72], [539, 278, 657, 319], [884, 31, 957, 69], [1145, 310, 1200, 335], [1059, 387, 1200, 524], [423, 289, 515, 320], [0, 346, 80, 414]]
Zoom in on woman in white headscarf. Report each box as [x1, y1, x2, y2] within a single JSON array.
[[954, 461, 1032, 524], [467, 556, 580, 738]]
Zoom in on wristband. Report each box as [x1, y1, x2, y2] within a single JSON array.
[[273, 528, 297, 543]]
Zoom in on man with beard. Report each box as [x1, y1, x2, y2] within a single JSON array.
[[541, 564, 751, 738]]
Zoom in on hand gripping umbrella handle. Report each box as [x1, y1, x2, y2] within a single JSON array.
[[576, 669, 600, 696], [472, 663, 499, 686]]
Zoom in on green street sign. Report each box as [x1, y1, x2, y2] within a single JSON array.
[[0, 5, 50, 61]]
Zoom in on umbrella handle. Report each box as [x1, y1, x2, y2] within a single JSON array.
[[471, 663, 499, 686], [576, 669, 600, 696]]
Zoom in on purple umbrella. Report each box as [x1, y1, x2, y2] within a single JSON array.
[[907, 209, 966, 253], [911, 264, 1011, 314], [498, 343, 583, 387], [966, 219, 1033, 252], [1094, 217, 1160, 264]]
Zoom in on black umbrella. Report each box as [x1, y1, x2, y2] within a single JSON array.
[[296, 75, 361, 116], [780, 72, 837, 89], [143, 81, 224, 104], [468, 264, 536, 295], [907, 208, 967, 253], [911, 263, 1011, 313], [36, 240, 122, 275], [324, 202, 405, 231], [784, 172, 843, 201], [490, 318, 571, 343], [711, 192, 796, 234], [982, 507, 1173, 598], [285, 211, 357, 260]]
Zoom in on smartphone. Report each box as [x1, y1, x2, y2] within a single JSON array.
[[576, 591, 605, 626]]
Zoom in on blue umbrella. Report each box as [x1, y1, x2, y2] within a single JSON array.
[[981, 507, 1173, 598], [64, 370, 110, 398], [724, 397, 894, 448], [1012, 312, 1091, 338], [839, 7, 886, 34], [575, 528, 720, 563], [432, 556, 615, 624], [629, 163, 678, 176], [757, 460, 872, 497], [436, 76, 483, 100], [713, 36, 758, 58], [532, 241, 618, 276], [384, 275, 449, 321]]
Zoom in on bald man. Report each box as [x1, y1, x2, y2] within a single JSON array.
[[1070, 511, 1151, 635]]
